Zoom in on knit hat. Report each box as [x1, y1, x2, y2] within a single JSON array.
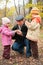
[[2, 17, 10, 25], [31, 7, 39, 14]]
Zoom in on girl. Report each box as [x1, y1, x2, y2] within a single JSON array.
[[25, 7, 41, 59], [0, 17, 17, 59]]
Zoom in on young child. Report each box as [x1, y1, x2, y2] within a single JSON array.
[[0, 17, 17, 59], [25, 7, 41, 59]]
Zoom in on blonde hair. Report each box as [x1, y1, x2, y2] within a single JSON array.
[[31, 7, 40, 15]]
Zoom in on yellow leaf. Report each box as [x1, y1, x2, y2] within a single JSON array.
[[6, 6, 16, 16]]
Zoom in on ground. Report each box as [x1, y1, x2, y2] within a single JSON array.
[[0, 29, 43, 65]]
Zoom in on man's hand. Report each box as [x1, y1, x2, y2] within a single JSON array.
[[16, 30, 23, 36]]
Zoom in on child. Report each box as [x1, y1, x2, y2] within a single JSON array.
[[25, 7, 41, 59], [0, 17, 17, 59]]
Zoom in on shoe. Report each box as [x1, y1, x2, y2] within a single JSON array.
[[19, 51, 24, 55], [26, 54, 32, 58]]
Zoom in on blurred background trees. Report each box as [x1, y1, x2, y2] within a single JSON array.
[[0, 0, 43, 26]]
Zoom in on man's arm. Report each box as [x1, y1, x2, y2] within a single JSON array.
[[21, 25, 28, 37]]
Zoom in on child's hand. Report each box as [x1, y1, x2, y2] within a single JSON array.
[[25, 21, 30, 26], [14, 30, 18, 33]]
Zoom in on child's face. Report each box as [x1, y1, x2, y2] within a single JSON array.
[[6, 23, 11, 27], [31, 13, 37, 19]]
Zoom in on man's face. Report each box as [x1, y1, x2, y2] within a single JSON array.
[[17, 20, 23, 26]]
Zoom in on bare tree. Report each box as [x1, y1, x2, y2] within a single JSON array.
[[5, 0, 9, 16], [29, 0, 32, 13], [18, 0, 20, 15], [23, 0, 25, 16], [14, 0, 18, 15], [32, 0, 37, 5]]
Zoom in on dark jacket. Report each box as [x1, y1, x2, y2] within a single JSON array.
[[12, 23, 28, 43]]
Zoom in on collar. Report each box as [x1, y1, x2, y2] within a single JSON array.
[[3, 25, 8, 28]]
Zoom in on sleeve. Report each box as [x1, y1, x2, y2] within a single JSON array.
[[2, 28, 15, 36], [25, 21, 30, 28], [12, 25, 17, 39], [25, 20, 39, 30], [21, 25, 28, 37], [29, 20, 39, 30], [0, 27, 2, 33]]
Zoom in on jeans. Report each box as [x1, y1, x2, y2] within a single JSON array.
[[12, 39, 31, 57], [24, 39, 31, 57]]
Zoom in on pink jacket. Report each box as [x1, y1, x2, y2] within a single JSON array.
[[0, 25, 15, 46]]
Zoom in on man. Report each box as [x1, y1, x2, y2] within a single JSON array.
[[12, 15, 31, 57]]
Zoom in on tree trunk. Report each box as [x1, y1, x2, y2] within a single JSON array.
[[23, 0, 25, 16], [32, 0, 37, 4], [5, 0, 9, 16], [14, 0, 18, 15], [18, 0, 20, 15]]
